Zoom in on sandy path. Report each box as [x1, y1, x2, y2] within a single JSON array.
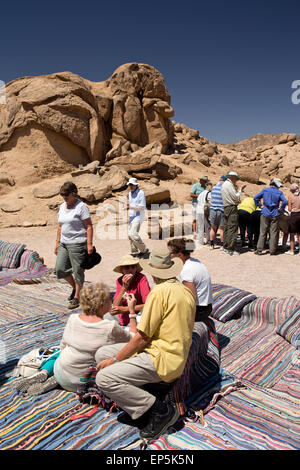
[[2, 226, 300, 299]]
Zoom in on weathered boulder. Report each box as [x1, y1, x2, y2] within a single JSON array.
[[0, 172, 15, 186], [1, 201, 23, 212], [105, 141, 162, 172], [33, 183, 61, 198]]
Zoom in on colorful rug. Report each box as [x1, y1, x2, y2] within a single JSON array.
[[0, 250, 51, 286], [0, 280, 299, 450], [0, 277, 75, 323]]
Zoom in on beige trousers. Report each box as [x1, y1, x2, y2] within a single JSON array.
[[95, 343, 161, 419], [128, 220, 147, 254]]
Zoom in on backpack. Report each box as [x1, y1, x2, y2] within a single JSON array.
[[13, 347, 60, 378], [204, 191, 210, 217]]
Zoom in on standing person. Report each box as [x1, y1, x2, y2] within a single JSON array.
[[110, 254, 151, 326], [254, 178, 288, 256], [127, 178, 149, 258], [55, 182, 93, 309], [286, 183, 300, 255], [95, 250, 196, 441], [209, 176, 226, 250], [221, 172, 247, 256], [167, 238, 213, 322], [238, 196, 258, 249], [190, 176, 208, 239], [196, 186, 211, 246], [250, 209, 262, 251]]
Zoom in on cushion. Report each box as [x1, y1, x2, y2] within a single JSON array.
[[276, 305, 300, 348], [211, 284, 257, 323], [0, 241, 26, 269], [242, 296, 300, 327]]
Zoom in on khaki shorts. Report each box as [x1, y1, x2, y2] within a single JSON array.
[[55, 242, 87, 284]]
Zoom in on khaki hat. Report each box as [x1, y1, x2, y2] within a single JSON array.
[[113, 254, 142, 273], [139, 250, 183, 280], [225, 171, 240, 180], [199, 176, 208, 182]]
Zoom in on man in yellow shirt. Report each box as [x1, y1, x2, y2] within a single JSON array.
[[238, 196, 258, 249], [96, 250, 196, 440]]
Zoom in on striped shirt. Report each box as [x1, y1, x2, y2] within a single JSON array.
[[210, 184, 224, 211]]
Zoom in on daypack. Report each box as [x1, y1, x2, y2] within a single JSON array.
[[13, 347, 60, 377]]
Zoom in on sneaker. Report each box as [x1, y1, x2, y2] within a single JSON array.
[[68, 288, 76, 301], [138, 249, 150, 259], [220, 247, 229, 254], [285, 251, 295, 256], [254, 250, 263, 255], [231, 250, 240, 256], [139, 403, 180, 440], [209, 245, 214, 250], [68, 298, 80, 309]]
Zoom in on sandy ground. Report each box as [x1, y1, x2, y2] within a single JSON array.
[[2, 225, 300, 299]]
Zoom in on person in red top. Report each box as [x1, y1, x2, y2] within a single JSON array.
[[111, 254, 151, 326]]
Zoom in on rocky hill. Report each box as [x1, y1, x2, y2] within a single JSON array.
[[0, 62, 299, 231]]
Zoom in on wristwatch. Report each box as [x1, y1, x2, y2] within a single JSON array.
[[129, 314, 137, 319], [112, 356, 119, 363]]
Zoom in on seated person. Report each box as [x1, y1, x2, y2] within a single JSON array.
[[111, 254, 151, 326], [16, 283, 137, 395], [95, 250, 196, 441], [167, 238, 213, 322]]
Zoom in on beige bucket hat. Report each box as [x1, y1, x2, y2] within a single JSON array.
[[139, 250, 183, 280], [113, 254, 142, 273]]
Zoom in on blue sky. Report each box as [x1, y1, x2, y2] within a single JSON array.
[[1, 0, 300, 143]]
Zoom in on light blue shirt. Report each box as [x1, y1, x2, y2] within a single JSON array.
[[191, 182, 205, 205], [128, 188, 146, 223]]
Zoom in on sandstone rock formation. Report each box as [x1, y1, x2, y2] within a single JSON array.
[[0, 62, 300, 230]]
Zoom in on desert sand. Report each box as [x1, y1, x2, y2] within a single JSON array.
[[2, 224, 300, 299]]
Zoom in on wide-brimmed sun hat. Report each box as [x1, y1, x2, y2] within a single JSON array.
[[127, 177, 139, 186], [199, 175, 208, 181], [225, 171, 240, 180], [139, 250, 183, 280], [113, 254, 142, 273]]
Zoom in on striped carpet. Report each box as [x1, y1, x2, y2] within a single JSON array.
[[0, 281, 299, 450]]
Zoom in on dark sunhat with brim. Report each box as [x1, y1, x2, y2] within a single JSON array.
[[113, 254, 142, 274], [139, 250, 183, 280]]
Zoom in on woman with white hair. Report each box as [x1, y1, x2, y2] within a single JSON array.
[[286, 183, 300, 255]]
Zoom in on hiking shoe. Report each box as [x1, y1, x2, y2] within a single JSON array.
[[68, 298, 80, 309], [285, 251, 295, 256], [118, 411, 150, 429], [254, 250, 263, 255], [139, 403, 180, 440], [220, 247, 229, 254], [68, 288, 76, 301]]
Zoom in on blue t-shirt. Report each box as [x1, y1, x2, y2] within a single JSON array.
[[254, 187, 287, 218]]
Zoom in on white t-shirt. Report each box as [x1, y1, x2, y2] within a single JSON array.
[[57, 314, 132, 384], [129, 188, 146, 223], [196, 190, 211, 214], [58, 200, 90, 244], [179, 257, 213, 306]]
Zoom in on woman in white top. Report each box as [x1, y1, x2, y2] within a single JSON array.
[[16, 283, 138, 395], [55, 181, 94, 309], [167, 238, 213, 322]]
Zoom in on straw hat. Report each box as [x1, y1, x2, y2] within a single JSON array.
[[139, 250, 183, 280], [113, 254, 142, 273]]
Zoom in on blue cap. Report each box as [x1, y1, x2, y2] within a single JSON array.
[[220, 176, 227, 181]]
